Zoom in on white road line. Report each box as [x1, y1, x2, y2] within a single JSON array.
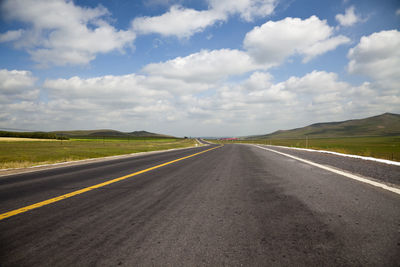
[[253, 144, 400, 196], [261, 145, 400, 166]]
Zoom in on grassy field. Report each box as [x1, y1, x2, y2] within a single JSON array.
[[0, 137, 59, 142], [213, 136, 400, 162], [0, 137, 197, 169]]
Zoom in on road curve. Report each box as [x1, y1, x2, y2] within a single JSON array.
[[0, 144, 399, 266]]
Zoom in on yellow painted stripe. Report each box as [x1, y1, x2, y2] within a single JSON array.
[[0, 145, 222, 221]]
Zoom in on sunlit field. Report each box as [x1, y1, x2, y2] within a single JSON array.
[[212, 136, 400, 162], [0, 137, 196, 169]]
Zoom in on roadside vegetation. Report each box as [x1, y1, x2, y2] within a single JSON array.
[[0, 131, 68, 140], [0, 137, 196, 169], [213, 136, 400, 162]]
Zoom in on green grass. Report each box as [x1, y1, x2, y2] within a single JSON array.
[[0, 137, 197, 169], [213, 136, 400, 162], [250, 113, 400, 139]]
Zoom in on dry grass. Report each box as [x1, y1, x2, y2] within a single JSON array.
[[214, 136, 400, 161], [0, 138, 196, 169], [0, 137, 59, 142]]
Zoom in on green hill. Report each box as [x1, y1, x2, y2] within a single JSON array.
[[53, 129, 174, 138], [247, 113, 400, 139]]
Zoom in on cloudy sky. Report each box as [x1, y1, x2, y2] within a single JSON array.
[[0, 0, 399, 137]]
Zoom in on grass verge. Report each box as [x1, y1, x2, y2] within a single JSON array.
[[213, 136, 400, 162], [0, 138, 197, 169]]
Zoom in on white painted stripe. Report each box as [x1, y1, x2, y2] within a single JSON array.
[[262, 145, 400, 166], [252, 144, 400, 196]]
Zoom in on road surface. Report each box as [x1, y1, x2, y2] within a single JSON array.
[[0, 144, 399, 266]]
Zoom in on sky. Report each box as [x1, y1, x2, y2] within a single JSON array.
[[0, 0, 399, 137]]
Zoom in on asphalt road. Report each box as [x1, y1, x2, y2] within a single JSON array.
[[0, 144, 399, 266], [264, 145, 400, 186]]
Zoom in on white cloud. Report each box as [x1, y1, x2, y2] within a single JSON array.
[[1, 0, 135, 66], [242, 71, 273, 91], [243, 16, 350, 65], [208, 0, 277, 22], [189, 69, 399, 134], [144, 0, 183, 7], [348, 30, 400, 90], [1, 68, 399, 136], [335, 6, 360, 27], [140, 75, 211, 94], [141, 16, 351, 86], [396, 9, 400, 16], [0, 69, 39, 127], [38, 74, 180, 130], [0, 69, 36, 93], [132, 6, 223, 38], [43, 74, 170, 103], [301, 35, 351, 62], [142, 49, 264, 83], [241, 72, 295, 103], [283, 70, 349, 93], [0, 69, 39, 105], [132, 0, 277, 38], [0, 30, 24, 43]]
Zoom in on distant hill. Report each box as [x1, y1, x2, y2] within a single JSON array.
[[53, 129, 174, 138], [128, 131, 172, 137], [246, 113, 400, 139]]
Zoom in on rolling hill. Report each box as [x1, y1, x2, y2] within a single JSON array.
[[52, 129, 174, 138], [246, 113, 400, 139]]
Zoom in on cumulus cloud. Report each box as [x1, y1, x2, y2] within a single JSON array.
[[142, 16, 351, 84], [144, 0, 183, 8], [176, 69, 399, 135], [40, 73, 215, 128], [243, 16, 350, 65], [1, 0, 135, 66], [0, 69, 36, 92], [283, 70, 349, 93], [43, 74, 172, 106], [28, 74, 180, 130], [348, 30, 400, 90], [0, 69, 39, 126], [233, 72, 296, 104], [142, 49, 264, 83], [0, 69, 39, 103], [132, 6, 223, 38], [1, 67, 399, 136], [0, 30, 24, 43], [132, 0, 277, 38], [208, 0, 277, 22], [335, 6, 360, 27]]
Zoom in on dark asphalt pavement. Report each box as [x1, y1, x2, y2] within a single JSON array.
[[1, 144, 399, 266], [264, 145, 400, 186]]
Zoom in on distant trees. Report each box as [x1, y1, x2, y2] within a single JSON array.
[[0, 131, 69, 140]]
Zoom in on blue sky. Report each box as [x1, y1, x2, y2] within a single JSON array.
[[0, 0, 399, 136]]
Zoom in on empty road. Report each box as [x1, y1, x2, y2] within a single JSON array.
[[0, 144, 399, 266]]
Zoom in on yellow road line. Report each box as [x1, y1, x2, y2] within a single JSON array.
[[0, 145, 222, 221]]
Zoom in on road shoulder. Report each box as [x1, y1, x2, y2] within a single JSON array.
[[249, 144, 400, 190], [0, 144, 207, 178]]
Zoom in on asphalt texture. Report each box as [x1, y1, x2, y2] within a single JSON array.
[[1, 144, 399, 266], [263, 145, 400, 186]]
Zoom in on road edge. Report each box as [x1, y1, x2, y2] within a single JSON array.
[[251, 144, 400, 195], [249, 144, 400, 166], [0, 141, 208, 177]]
